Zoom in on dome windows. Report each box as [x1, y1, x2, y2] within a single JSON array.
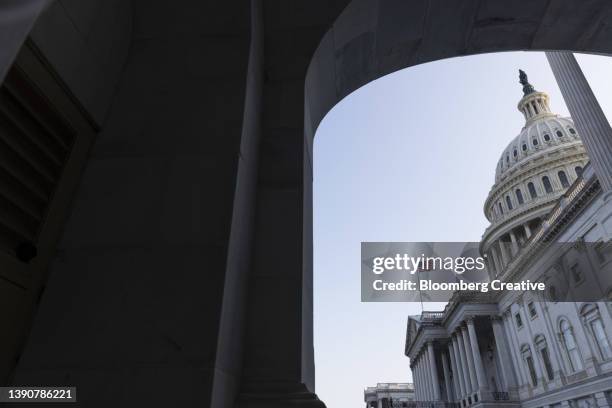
[[513, 149, 518, 158], [543, 134, 550, 142], [575, 166, 583, 177], [569, 128, 576, 135], [533, 138, 539, 146], [516, 189, 524, 205], [558, 170, 570, 188], [556, 130, 563, 138], [522, 143, 527, 151], [506, 195, 513, 210], [542, 176, 553, 193], [528, 182, 537, 199], [498, 202, 504, 215]]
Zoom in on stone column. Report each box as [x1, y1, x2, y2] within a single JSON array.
[[509, 231, 519, 255], [546, 51, 612, 194], [461, 325, 478, 395], [498, 239, 510, 267], [485, 253, 497, 278], [452, 335, 467, 399], [524, 223, 532, 239], [412, 361, 420, 400], [456, 330, 473, 395], [449, 341, 462, 401], [441, 352, 453, 401], [466, 318, 488, 393], [490, 246, 503, 277], [503, 312, 527, 387], [491, 316, 517, 390], [428, 342, 442, 400], [416, 356, 423, 400]]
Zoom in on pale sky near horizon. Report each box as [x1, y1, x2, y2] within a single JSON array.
[[313, 51, 612, 408]]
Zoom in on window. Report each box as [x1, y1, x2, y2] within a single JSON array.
[[540, 346, 554, 381], [516, 189, 524, 205], [582, 304, 612, 361], [559, 171, 570, 188], [513, 149, 517, 157], [561, 320, 583, 371], [498, 202, 504, 215], [522, 143, 527, 151], [544, 134, 550, 142], [515, 312, 523, 328], [575, 166, 583, 177], [506, 155, 510, 164], [570, 264, 582, 284], [591, 318, 612, 360], [556, 130, 563, 138], [533, 138, 539, 146], [528, 301, 537, 318], [569, 128, 576, 135], [528, 182, 537, 199], [526, 354, 538, 386], [542, 176, 553, 193], [506, 195, 513, 210]]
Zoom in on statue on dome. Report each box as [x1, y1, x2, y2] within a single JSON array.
[[519, 69, 536, 96]]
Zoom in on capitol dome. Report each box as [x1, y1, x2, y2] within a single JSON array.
[[481, 70, 589, 276]]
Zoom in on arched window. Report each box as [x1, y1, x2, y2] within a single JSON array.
[[498, 202, 504, 215], [521, 345, 538, 386], [533, 138, 539, 146], [581, 304, 612, 361], [575, 166, 583, 177], [544, 134, 550, 142], [558, 171, 570, 188], [561, 320, 583, 371], [522, 143, 527, 151], [506, 195, 513, 210], [513, 149, 518, 158], [556, 130, 563, 138], [516, 189, 524, 205], [542, 176, 553, 193], [506, 155, 509, 164], [569, 128, 576, 135], [535, 335, 554, 381], [528, 182, 537, 199]]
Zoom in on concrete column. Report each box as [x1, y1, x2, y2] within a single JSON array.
[[442, 352, 453, 401], [546, 52, 612, 194], [490, 246, 503, 277], [509, 231, 519, 255], [503, 311, 527, 387], [456, 330, 473, 395], [449, 341, 462, 401], [491, 316, 517, 390], [498, 239, 510, 267], [461, 324, 478, 395], [466, 318, 488, 393], [428, 342, 442, 400], [524, 223, 532, 239], [452, 335, 467, 399]]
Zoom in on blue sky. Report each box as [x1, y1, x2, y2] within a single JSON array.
[[313, 51, 612, 408]]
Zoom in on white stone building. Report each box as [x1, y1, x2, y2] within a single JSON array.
[[365, 383, 415, 408], [405, 59, 612, 408]]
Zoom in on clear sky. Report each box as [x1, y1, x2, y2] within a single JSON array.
[[313, 51, 612, 408]]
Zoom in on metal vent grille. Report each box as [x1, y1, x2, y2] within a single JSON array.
[[0, 67, 75, 258]]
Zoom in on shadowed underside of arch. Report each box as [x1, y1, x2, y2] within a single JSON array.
[[2, 1, 612, 407]]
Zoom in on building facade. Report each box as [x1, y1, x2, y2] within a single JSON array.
[[365, 383, 415, 408], [405, 64, 612, 408]]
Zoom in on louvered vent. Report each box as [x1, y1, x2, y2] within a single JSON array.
[[0, 67, 75, 259]]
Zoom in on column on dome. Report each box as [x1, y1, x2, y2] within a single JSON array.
[[546, 52, 612, 194], [485, 253, 497, 278], [466, 318, 488, 393], [441, 351, 453, 401], [509, 230, 519, 255], [524, 223, 532, 239], [490, 246, 503, 276], [498, 239, 510, 267]]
